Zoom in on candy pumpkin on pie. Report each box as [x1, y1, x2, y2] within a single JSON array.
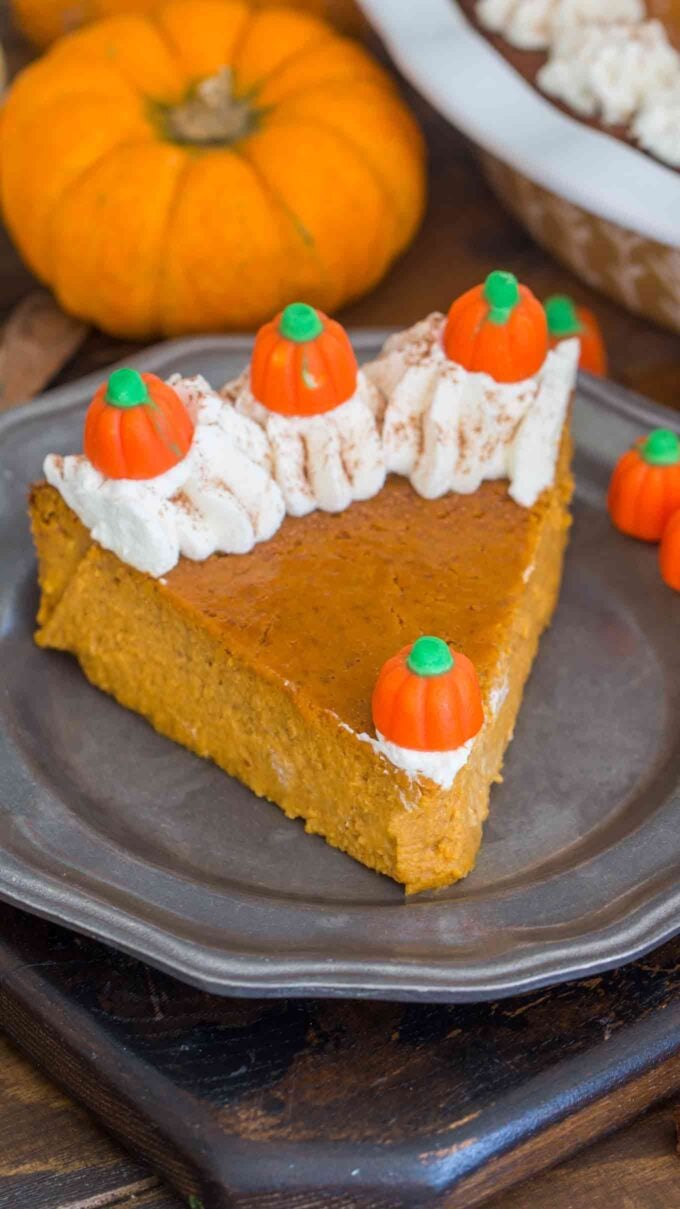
[[29, 288, 577, 893]]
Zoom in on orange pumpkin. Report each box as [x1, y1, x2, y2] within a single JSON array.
[[660, 509, 680, 591], [84, 367, 194, 479], [372, 636, 484, 752], [250, 302, 357, 416], [443, 270, 548, 383], [545, 295, 608, 377], [11, 0, 367, 48], [1, 2, 424, 338], [607, 429, 680, 542]]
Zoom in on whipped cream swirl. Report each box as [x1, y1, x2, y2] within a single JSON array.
[[364, 314, 578, 508], [222, 370, 386, 518], [539, 19, 680, 127], [476, 1, 680, 168], [477, 0, 645, 51], [44, 375, 285, 578]]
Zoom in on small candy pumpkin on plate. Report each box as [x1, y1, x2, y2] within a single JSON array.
[[607, 429, 680, 542], [545, 295, 607, 377], [372, 636, 484, 752], [660, 510, 680, 592], [250, 302, 357, 417], [443, 270, 548, 383], [84, 367, 194, 479]]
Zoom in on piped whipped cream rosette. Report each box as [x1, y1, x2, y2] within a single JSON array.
[[364, 271, 579, 508], [367, 636, 485, 788], [222, 302, 386, 518], [44, 368, 285, 577]]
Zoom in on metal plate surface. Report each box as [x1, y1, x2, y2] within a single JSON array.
[[0, 333, 679, 1002]]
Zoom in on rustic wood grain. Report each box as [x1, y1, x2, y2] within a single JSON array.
[[0, 291, 88, 409], [0, 4, 679, 1208], [0, 904, 678, 1209]]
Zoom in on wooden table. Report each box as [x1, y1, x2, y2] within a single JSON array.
[[1, 10, 679, 1207]]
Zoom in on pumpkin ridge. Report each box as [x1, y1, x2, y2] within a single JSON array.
[[46, 20, 182, 106], [52, 14, 185, 103], [246, 32, 338, 95], [320, 322, 358, 404], [251, 113, 398, 293], [627, 462, 650, 534], [147, 3, 229, 82], [235, 142, 334, 306], [268, 106, 414, 239], [41, 137, 160, 281], [234, 24, 335, 95], [1, 98, 147, 276], [251, 31, 384, 105], [154, 152, 199, 331]]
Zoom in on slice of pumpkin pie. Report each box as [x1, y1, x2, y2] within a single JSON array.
[[30, 275, 578, 893]]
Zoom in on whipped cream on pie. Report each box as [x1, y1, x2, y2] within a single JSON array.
[[352, 728, 475, 791], [44, 312, 573, 579], [222, 369, 386, 518], [44, 375, 285, 577], [478, 0, 645, 50], [364, 314, 578, 508], [539, 19, 680, 126], [475, 0, 680, 167], [633, 83, 680, 166]]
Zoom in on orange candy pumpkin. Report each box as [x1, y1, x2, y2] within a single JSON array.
[[660, 510, 680, 591], [372, 636, 484, 752], [607, 429, 680, 542], [545, 295, 607, 377], [443, 270, 548, 383], [84, 368, 194, 479], [250, 302, 358, 417]]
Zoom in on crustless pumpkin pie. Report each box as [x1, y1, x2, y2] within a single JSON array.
[[30, 277, 578, 893]]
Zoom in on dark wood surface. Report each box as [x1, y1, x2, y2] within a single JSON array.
[[0, 904, 678, 1209], [1, 6, 680, 1208]]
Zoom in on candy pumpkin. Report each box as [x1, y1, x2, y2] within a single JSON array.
[[545, 295, 608, 377], [443, 270, 548, 383], [1, 2, 424, 338], [608, 429, 680, 542], [11, 0, 366, 48], [660, 509, 680, 591], [372, 636, 484, 752], [84, 368, 194, 479], [251, 301, 357, 416]]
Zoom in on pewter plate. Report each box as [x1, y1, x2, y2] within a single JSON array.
[[1, 333, 679, 1003]]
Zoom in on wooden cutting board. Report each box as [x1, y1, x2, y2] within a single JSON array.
[[0, 903, 677, 1208]]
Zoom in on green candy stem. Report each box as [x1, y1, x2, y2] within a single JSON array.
[[407, 636, 454, 677], [105, 368, 150, 408], [279, 302, 323, 343], [545, 295, 582, 338], [483, 270, 520, 326], [640, 428, 680, 467]]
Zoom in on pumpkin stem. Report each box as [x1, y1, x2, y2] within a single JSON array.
[[641, 429, 680, 467], [483, 270, 520, 325], [105, 368, 149, 409], [407, 636, 454, 677], [279, 302, 323, 343], [545, 295, 583, 338], [164, 67, 256, 146]]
